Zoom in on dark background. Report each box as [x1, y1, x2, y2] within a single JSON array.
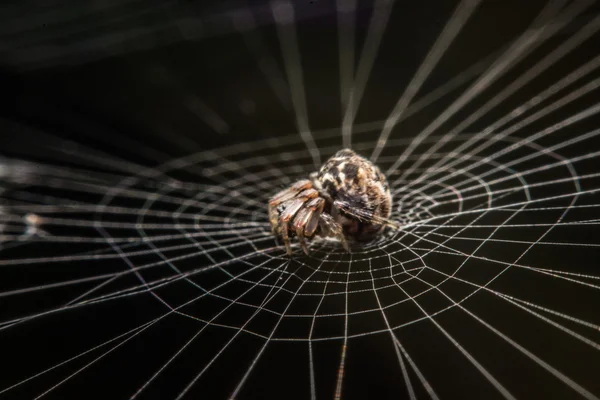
[[1, 1, 600, 399]]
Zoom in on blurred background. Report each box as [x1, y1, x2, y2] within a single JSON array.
[[1, 1, 600, 399]]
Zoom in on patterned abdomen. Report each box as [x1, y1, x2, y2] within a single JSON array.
[[314, 149, 392, 242]]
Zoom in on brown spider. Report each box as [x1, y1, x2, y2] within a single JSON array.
[[268, 149, 392, 255]]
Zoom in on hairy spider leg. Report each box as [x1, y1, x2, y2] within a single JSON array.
[[277, 188, 318, 255], [278, 198, 305, 255], [294, 197, 325, 255], [268, 179, 313, 232], [268, 206, 279, 234], [270, 180, 312, 204], [292, 207, 313, 255], [333, 199, 399, 230], [304, 197, 324, 237]]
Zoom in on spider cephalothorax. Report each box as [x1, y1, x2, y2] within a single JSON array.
[[268, 149, 392, 255]]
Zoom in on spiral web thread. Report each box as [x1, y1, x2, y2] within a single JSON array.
[[1, 0, 600, 399]]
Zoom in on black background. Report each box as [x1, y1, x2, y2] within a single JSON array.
[[1, 1, 600, 399]]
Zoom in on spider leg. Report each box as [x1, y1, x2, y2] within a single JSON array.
[[304, 198, 324, 238], [268, 204, 280, 234], [269, 180, 312, 207], [292, 207, 313, 255], [333, 199, 395, 229], [292, 198, 325, 255], [295, 196, 325, 255], [268, 180, 313, 233], [279, 221, 291, 255], [268, 182, 320, 255], [278, 198, 303, 255], [278, 191, 317, 255], [319, 213, 350, 252]]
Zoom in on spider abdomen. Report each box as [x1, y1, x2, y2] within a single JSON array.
[[314, 149, 392, 242]]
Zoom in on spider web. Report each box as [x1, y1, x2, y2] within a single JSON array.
[[1, 1, 600, 399]]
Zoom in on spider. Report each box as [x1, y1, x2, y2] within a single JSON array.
[[268, 149, 392, 255]]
